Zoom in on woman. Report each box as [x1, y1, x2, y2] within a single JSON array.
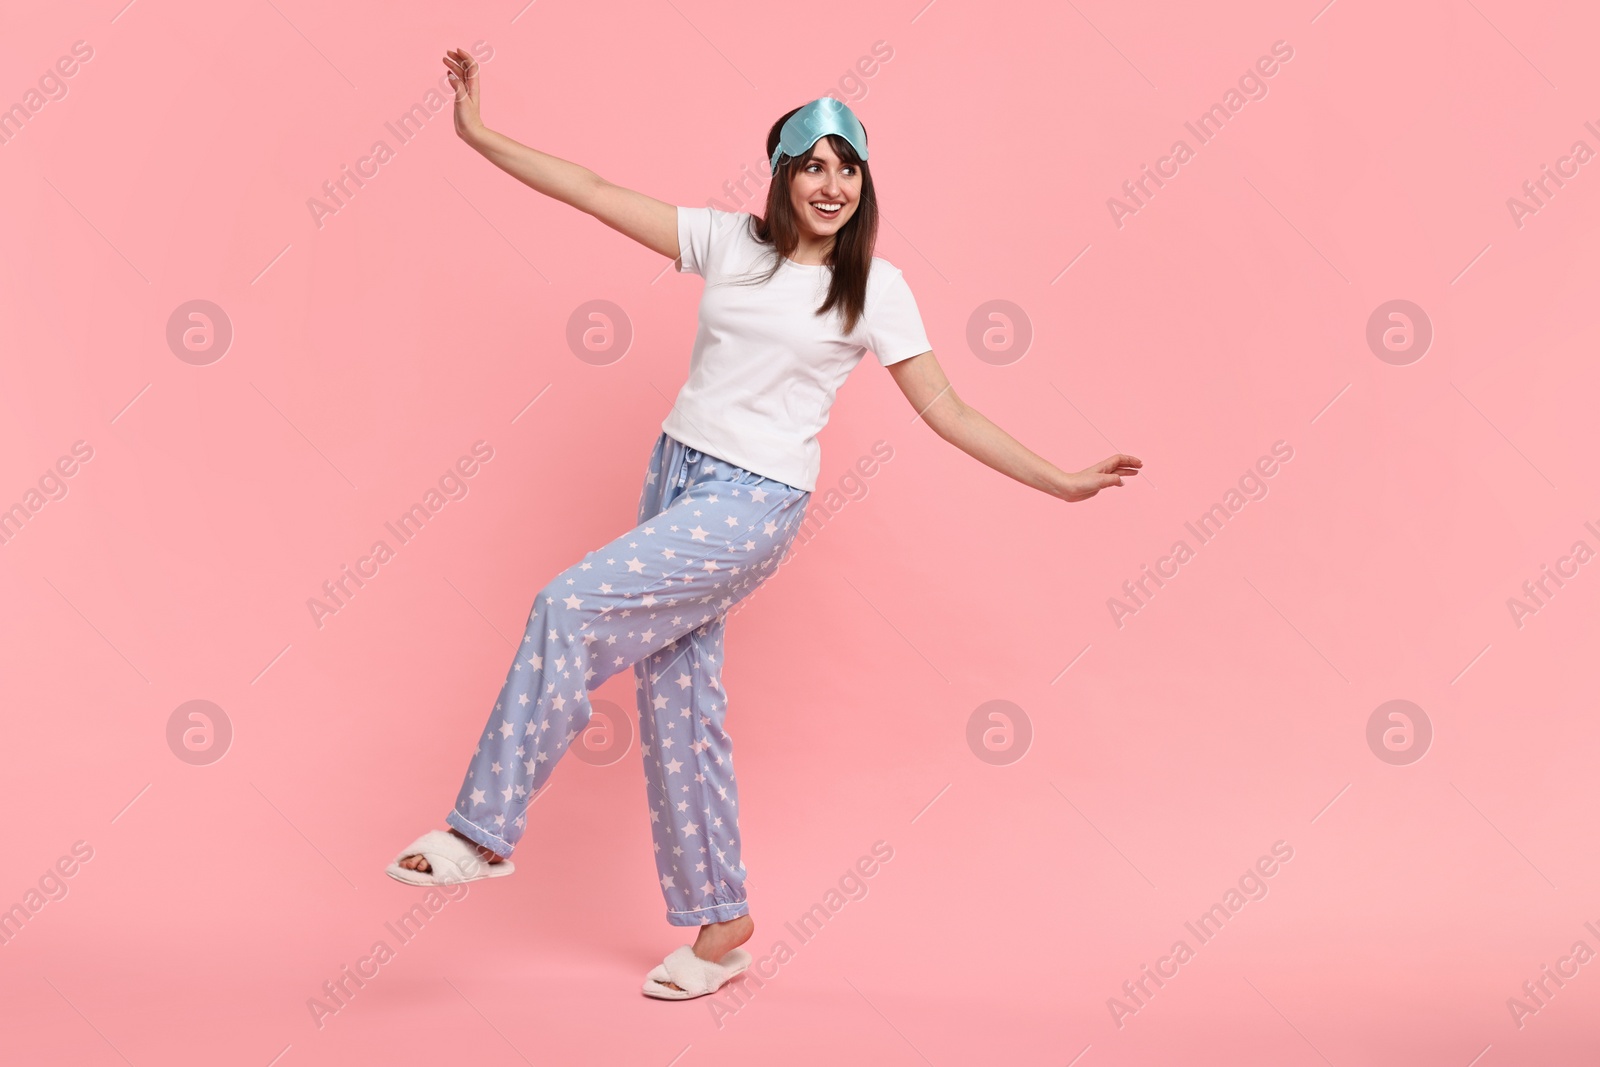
[[388, 47, 1142, 1001]]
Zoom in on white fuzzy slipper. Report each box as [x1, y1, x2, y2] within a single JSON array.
[[641, 945, 753, 1000], [385, 829, 514, 886]]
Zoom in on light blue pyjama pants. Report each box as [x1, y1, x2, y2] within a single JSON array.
[[445, 430, 811, 926]]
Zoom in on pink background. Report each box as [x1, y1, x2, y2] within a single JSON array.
[[3, 0, 1598, 1063]]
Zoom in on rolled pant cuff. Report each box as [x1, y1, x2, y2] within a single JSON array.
[[445, 810, 514, 859], [667, 899, 750, 926]]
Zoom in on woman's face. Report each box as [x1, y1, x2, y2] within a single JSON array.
[[787, 137, 862, 240]]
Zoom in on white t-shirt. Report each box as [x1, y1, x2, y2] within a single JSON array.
[[664, 206, 932, 493]]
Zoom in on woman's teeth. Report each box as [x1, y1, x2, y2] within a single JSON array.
[[812, 202, 841, 216]]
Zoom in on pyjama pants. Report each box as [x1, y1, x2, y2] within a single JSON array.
[[445, 430, 811, 926]]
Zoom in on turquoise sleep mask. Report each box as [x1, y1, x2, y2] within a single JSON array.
[[769, 97, 869, 176]]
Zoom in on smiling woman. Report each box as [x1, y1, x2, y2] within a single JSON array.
[[386, 48, 1143, 1006]]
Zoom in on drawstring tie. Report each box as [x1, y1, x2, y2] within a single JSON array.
[[678, 447, 701, 489]]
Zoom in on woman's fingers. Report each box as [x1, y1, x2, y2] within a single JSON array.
[[1077, 455, 1140, 478], [442, 48, 478, 97], [1057, 455, 1143, 502]]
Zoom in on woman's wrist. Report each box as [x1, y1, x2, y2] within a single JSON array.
[[1043, 467, 1079, 500]]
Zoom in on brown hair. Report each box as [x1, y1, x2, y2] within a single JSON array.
[[724, 104, 878, 335]]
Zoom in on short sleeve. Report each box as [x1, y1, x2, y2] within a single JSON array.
[[866, 270, 933, 367], [674, 206, 714, 277], [675, 206, 752, 279]]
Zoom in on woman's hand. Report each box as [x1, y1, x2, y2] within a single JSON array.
[[443, 47, 484, 140], [1052, 454, 1143, 502]]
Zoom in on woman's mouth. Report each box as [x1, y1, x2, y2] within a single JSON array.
[[810, 201, 843, 221]]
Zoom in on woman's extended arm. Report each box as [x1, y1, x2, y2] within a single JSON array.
[[442, 48, 679, 260], [886, 350, 1141, 502]]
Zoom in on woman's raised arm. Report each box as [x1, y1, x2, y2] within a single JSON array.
[[443, 47, 679, 261]]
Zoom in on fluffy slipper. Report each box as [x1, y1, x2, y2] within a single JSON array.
[[641, 945, 753, 1000], [385, 829, 514, 886]]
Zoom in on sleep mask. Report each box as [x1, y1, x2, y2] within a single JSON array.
[[769, 97, 869, 176]]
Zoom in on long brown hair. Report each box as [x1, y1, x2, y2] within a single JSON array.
[[724, 104, 879, 335]]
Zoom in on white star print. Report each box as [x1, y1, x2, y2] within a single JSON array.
[[450, 450, 810, 908]]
